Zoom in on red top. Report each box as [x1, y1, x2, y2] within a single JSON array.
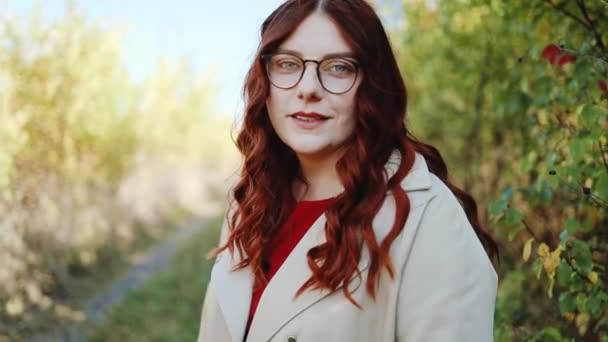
[[244, 197, 334, 337]]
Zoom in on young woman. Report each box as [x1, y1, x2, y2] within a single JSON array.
[[198, 1, 499, 341]]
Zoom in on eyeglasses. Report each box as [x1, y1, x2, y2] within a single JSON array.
[[261, 53, 360, 95]]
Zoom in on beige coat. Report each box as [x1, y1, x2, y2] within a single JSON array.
[[197, 151, 498, 342]]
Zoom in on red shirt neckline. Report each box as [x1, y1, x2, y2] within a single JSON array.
[[244, 197, 334, 339], [297, 196, 336, 204]]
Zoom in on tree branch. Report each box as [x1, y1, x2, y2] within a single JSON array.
[[575, 0, 608, 53], [543, 0, 591, 30], [522, 217, 542, 242]]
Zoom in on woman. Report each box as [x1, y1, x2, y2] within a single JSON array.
[[198, 0, 499, 341]]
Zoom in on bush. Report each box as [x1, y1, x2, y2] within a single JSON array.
[[396, 0, 607, 339]]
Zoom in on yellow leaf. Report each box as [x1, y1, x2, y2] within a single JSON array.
[[538, 243, 550, 257], [522, 238, 534, 262], [551, 245, 563, 258], [547, 277, 555, 298], [542, 246, 562, 279], [584, 178, 593, 188], [537, 110, 548, 126], [575, 312, 590, 336], [587, 271, 598, 284], [564, 312, 575, 321]]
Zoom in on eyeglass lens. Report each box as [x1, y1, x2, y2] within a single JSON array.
[[265, 53, 358, 94]]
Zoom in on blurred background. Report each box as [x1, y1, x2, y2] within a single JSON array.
[[0, 0, 606, 341]]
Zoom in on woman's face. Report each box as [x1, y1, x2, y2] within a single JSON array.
[[265, 11, 362, 160]]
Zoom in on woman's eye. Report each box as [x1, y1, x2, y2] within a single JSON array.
[[325, 62, 354, 74], [277, 61, 300, 70], [331, 64, 349, 72]]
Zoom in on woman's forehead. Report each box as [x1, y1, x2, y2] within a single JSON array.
[[278, 12, 353, 59]]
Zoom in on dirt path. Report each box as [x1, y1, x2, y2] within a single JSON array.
[[29, 216, 209, 342]]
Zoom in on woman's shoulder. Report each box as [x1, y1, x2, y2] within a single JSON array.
[[401, 169, 497, 282], [391, 150, 466, 214], [382, 151, 494, 275]]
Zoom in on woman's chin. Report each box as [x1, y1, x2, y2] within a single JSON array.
[[287, 143, 330, 157], [287, 142, 345, 160], [291, 147, 326, 157]]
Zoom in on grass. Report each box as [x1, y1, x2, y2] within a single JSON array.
[[87, 215, 222, 342]]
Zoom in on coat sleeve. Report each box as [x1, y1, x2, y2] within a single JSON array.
[[396, 182, 498, 342], [196, 279, 214, 342], [196, 208, 233, 342]]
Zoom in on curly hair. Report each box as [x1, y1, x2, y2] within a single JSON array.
[[212, 0, 499, 307]]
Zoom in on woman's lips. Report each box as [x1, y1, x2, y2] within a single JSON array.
[[289, 114, 330, 129]]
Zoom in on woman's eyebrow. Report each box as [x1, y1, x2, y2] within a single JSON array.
[[276, 48, 356, 60]]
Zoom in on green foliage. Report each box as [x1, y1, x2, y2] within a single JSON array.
[[0, 5, 235, 339], [396, 0, 607, 339]]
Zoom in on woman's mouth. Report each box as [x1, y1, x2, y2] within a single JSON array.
[[288, 112, 330, 129], [291, 114, 329, 122]]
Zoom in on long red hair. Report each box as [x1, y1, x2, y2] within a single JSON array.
[[213, 0, 498, 306]]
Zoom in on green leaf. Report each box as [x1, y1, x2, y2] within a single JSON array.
[[581, 216, 594, 233], [573, 56, 594, 83], [568, 138, 585, 158], [559, 230, 569, 247], [534, 327, 563, 342], [520, 151, 537, 173], [546, 173, 559, 188], [547, 152, 557, 166], [559, 291, 576, 315], [586, 293, 604, 317], [571, 240, 593, 274], [502, 187, 514, 200], [566, 79, 579, 93], [489, 199, 508, 216], [576, 293, 588, 313], [507, 226, 521, 241], [569, 273, 585, 292], [596, 172, 608, 202], [566, 164, 584, 182], [556, 262, 573, 287], [564, 217, 579, 234], [578, 104, 606, 129], [505, 207, 523, 226]]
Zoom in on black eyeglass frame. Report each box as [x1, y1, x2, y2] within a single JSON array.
[[261, 52, 361, 95]]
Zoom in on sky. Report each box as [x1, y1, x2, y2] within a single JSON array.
[[2, 0, 402, 117]]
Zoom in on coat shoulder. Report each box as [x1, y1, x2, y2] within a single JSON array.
[[386, 154, 497, 283]]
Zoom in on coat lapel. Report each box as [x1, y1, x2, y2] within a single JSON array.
[[245, 209, 371, 342], [210, 246, 253, 342], [212, 150, 432, 342]]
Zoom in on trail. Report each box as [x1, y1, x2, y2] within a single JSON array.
[[29, 216, 209, 342]]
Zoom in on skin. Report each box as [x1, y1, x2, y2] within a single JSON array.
[[265, 11, 363, 201]]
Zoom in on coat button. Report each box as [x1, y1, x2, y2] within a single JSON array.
[[287, 336, 296, 342]]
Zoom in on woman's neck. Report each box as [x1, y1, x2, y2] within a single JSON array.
[[294, 148, 345, 201]]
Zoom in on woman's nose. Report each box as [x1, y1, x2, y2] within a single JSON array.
[[296, 62, 323, 98]]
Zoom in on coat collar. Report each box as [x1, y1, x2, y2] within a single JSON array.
[[388, 149, 432, 192], [211, 150, 432, 342]]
